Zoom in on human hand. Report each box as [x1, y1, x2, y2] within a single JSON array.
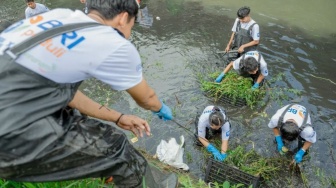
[[153, 101, 173, 121], [275, 135, 288, 155], [224, 46, 230, 52], [251, 83, 259, 90], [215, 72, 225, 83], [294, 149, 305, 163], [238, 46, 245, 53], [206, 144, 225, 161], [116, 114, 151, 138], [221, 153, 227, 161]]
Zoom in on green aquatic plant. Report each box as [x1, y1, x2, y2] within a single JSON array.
[[200, 71, 302, 109], [226, 146, 281, 181], [200, 71, 266, 109]]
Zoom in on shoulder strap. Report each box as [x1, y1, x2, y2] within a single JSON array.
[[6, 22, 101, 59], [248, 23, 257, 31], [299, 109, 311, 132], [236, 21, 241, 32], [277, 104, 294, 127], [248, 23, 257, 38], [257, 52, 261, 63], [239, 54, 246, 70], [257, 52, 261, 69]]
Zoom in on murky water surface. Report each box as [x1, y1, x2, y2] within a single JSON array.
[[1, 0, 335, 187]]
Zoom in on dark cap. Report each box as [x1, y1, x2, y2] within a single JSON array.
[[237, 6, 250, 19]]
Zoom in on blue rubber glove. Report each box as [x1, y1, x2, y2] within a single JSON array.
[[295, 149, 305, 163], [215, 72, 225, 83], [206, 144, 225, 161], [220, 153, 227, 161], [275, 135, 284, 152], [153, 101, 173, 121], [251, 82, 259, 90]]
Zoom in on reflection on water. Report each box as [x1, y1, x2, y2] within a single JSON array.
[[1, 0, 335, 187]]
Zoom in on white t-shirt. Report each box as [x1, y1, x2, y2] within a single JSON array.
[[25, 3, 50, 19], [0, 9, 142, 91], [233, 51, 268, 76], [231, 18, 260, 41], [268, 104, 316, 143], [197, 106, 230, 140]]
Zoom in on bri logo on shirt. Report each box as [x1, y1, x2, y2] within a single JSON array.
[[246, 52, 258, 56], [4, 15, 86, 58]]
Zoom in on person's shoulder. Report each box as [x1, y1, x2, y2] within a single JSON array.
[[35, 3, 44, 6], [37, 3, 48, 8], [301, 126, 316, 138], [250, 19, 259, 27], [293, 104, 306, 108], [204, 105, 214, 111], [232, 18, 239, 25], [250, 18, 258, 24]]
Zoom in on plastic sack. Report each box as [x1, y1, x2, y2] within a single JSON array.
[[156, 135, 189, 171]]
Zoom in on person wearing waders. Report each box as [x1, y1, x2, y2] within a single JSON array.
[[223, 6, 260, 62], [268, 104, 316, 164], [215, 51, 268, 90], [0, 0, 178, 187], [195, 106, 231, 161]]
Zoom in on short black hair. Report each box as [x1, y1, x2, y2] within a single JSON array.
[[26, 0, 34, 3], [280, 121, 299, 141], [209, 106, 224, 126], [88, 0, 139, 21], [237, 6, 250, 19], [243, 57, 258, 73]]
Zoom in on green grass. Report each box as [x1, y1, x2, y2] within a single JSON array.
[[200, 71, 266, 109], [225, 146, 281, 181], [200, 72, 302, 109]]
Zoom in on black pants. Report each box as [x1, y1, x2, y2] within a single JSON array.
[[0, 108, 160, 188]]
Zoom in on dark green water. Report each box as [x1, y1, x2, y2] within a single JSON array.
[[1, 0, 335, 187]]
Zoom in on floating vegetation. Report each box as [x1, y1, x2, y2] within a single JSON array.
[[200, 71, 302, 109], [200, 71, 266, 109], [226, 146, 282, 181]]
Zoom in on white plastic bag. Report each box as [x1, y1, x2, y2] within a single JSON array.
[[156, 135, 189, 171]]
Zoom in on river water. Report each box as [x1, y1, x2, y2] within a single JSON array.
[[1, 0, 335, 187]]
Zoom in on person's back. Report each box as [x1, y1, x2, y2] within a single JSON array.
[[0, 8, 134, 139], [25, 0, 49, 18]]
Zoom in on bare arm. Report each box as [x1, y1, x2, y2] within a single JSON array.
[[272, 127, 280, 136], [301, 141, 312, 151], [68, 90, 150, 137], [199, 137, 210, 148], [126, 77, 162, 112], [221, 140, 228, 154], [68, 90, 122, 122], [225, 32, 236, 52], [223, 61, 234, 73], [238, 40, 259, 53], [255, 74, 265, 84]]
